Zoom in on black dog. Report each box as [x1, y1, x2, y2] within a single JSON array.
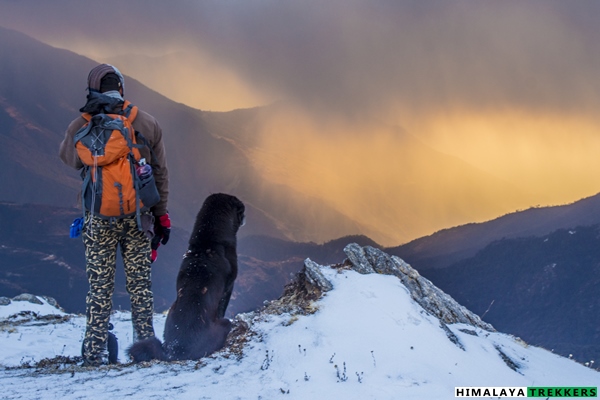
[[128, 193, 245, 362]]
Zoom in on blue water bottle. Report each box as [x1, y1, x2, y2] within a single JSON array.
[[136, 158, 153, 180]]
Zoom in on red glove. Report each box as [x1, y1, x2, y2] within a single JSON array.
[[151, 214, 171, 262]]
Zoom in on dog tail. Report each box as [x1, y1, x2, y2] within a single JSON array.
[[127, 336, 168, 363]]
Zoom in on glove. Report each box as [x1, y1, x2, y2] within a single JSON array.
[[151, 213, 171, 262]]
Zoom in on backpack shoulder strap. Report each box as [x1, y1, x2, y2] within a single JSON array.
[[122, 101, 138, 122], [80, 166, 92, 219], [73, 119, 95, 144], [135, 131, 158, 161]]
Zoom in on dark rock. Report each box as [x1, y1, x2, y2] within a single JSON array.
[[303, 259, 333, 292], [343, 244, 376, 274], [440, 322, 465, 350], [12, 293, 43, 305], [40, 296, 62, 310], [495, 345, 521, 372]]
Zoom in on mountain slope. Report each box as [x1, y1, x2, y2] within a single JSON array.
[[389, 192, 600, 270], [1, 246, 597, 399], [0, 25, 376, 243]]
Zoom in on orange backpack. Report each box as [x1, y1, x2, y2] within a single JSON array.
[[74, 101, 159, 224]]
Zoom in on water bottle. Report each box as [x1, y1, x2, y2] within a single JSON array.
[[136, 157, 160, 208], [136, 158, 153, 181]]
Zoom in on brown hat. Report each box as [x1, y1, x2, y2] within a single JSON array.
[[87, 64, 125, 93]]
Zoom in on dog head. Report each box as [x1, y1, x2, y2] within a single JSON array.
[[194, 193, 246, 238]]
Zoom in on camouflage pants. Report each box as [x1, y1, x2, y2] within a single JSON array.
[[81, 213, 155, 365]]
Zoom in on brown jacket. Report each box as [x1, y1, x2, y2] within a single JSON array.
[[59, 108, 169, 216]]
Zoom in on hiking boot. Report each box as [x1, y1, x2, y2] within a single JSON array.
[[81, 355, 107, 367], [81, 339, 109, 367]]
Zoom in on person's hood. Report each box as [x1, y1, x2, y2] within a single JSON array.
[[87, 64, 125, 93]]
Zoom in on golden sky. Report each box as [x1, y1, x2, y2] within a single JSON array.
[[2, 1, 600, 244]]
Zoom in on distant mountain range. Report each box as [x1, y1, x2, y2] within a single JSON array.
[[389, 193, 600, 270], [386, 194, 600, 363]]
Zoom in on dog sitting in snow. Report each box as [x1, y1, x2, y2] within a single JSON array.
[[128, 193, 245, 362]]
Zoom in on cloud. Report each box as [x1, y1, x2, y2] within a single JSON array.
[[189, 1, 600, 119], [2, 1, 600, 118]]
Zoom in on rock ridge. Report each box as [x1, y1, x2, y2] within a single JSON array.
[[227, 243, 494, 358], [342, 243, 495, 331]]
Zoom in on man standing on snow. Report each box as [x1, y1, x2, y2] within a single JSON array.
[[59, 64, 170, 366]]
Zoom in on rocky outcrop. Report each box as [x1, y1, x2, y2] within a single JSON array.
[[227, 243, 494, 358], [12, 293, 44, 305], [303, 259, 334, 292], [0, 294, 63, 310], [343, 244, 495, 331]]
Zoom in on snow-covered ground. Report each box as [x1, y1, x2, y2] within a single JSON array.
[[1, 263, 598, 399]]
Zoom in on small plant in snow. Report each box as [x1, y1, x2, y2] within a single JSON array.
[[261, 350, 274, 370], [329, 353, 336, 363], [371, 350, 376, 367], [356, 371, 364, 383], [297, 345, 306, 356], [335, 362, 348, 382], [304, 372, 310, 381]]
